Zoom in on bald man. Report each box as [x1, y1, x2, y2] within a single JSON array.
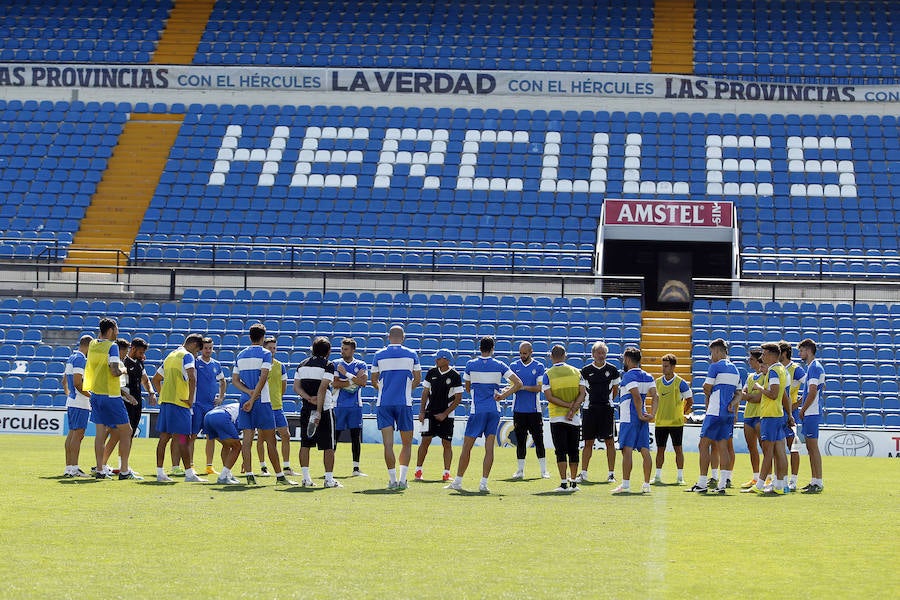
[[371, 326, 422, 490]]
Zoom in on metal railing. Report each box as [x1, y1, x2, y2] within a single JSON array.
[[694, 276, 900, 305], [17, 261, 644, 304], [741, 252, 900, 280], [130, 240, 597, 274]]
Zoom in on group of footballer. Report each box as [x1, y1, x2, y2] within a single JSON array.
[[60, 316, 825, 495]]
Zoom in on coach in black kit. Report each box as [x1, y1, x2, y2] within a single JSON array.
[[577, 341, 621, 483], [415, 349, 464, 482]]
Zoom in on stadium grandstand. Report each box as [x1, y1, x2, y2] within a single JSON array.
[[0, 0, 898, 442]]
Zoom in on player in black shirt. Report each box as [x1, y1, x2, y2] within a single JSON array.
[[103, 338, 155, 471], [122, 338, 155, 435], [578, 341, 621, 483], [415, 349, 464, 482], [292, 337, 338, 488]]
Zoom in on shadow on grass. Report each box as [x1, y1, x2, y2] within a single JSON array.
[[208, 484, 268, 492], [532, 489, 580, 496], [276, 486, 324, 493], [57, 478, 100, 485], [353, 488, 404, 495], [137, 480, 178, 486], [571, 480, 608, 486], [499, 477, 547, 483], [448, 490, 505, 497]]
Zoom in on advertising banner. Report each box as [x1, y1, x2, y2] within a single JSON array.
[[3, 409, 896, 457], [1, 63, 898, 102], [604, 199, 734, 227], [0, 409, 64, 434]]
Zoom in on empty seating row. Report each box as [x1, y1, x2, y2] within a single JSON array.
[[196, 0, 652, 71], [695, 0, 900, 84], [0, 0, 169, 63]]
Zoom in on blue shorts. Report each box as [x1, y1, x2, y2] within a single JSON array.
[[801, 414, 820, 439], [334, 405, 363, 431], [237, 401, 276, 431], [191, 402, 214, 435], [783, 413, 796, 439], [157, 403, 193, 436], [618, 420, 650, 450], [464, 410, 500, 439], [700, 414, 734, 442], [88, 395, 98, 423], [377, 404, 413, 432], [90, 393, 129, 428], [743, 416, 761, 429], [760, 416, 786, 442], [204, 410, 240, 441], [67, 406, 90, 430], [272, 408, 288, 429]]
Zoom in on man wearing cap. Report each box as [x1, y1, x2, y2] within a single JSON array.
[[415, 349, 464, 482]]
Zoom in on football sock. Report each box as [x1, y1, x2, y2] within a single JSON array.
[[398, 465, 408, 482], [677, 468, 684, 479], [301, 467, 311, 480], [538, 457, 547, 472], [353, 461, 360, 469], [517, 459, 526, 471], [283, 461, 291, 469], [443, 469, 450, 476], [480, 477, 488, 487], [388, 468, 397, 483], [185, 468, 196, 477], [156, 467, 165, 478], [221, 467, 232, 478], [324, 471, 334, 482], [260, 462, 267, 470], [789, 474, 798, 485], [711, 469, 719, 480], [655, 468, 662, 479], [608, 471, 615, 478], [453, 475, 463, 485], [753, 472, 760, 480], [622, 480, 630, 489], [275, 472, 284, 478], [719, 471, 730, 488], [698, 475, 708, 487]]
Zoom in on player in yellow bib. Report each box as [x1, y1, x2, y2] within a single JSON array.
[[779, 341, 806, 491], [151, 334, 204, 483], [652, 354, 692, 485], [258, 337, 292, 476], [542, 345, 587, 492], [739, 348, 765, 491], [83, 318, 138, 480], [748, 342, 792, 494]]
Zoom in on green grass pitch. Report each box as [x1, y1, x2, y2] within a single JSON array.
[[1, 434, 896, 599]]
